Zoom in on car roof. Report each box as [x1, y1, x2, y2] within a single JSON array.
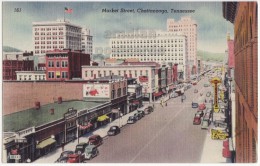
[[89, 134, 100, 138]]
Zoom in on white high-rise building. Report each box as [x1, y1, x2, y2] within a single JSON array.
[[81, 28, 93, 58], [32, 20, 82, 67], [109, 30, 188, 79], [167, 16, 197, 74]]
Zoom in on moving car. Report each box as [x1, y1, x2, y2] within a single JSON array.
[[75, 143, 88, 155], [193, 114, 201, 125], [55, 151, 74, 163], [192, 102, 199, 108], [88, 135, 103, 147], [137, 110, 145, 118], [134, 113, 142, 120], [127, 116, 137, 124], [198, 103, 206, 110], [107, 126, 120, 136], [67, 154, 85, 163], [82, 145, 99, 160]]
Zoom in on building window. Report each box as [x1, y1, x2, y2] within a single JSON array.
[[48, 61, 54, 67], [56, 61, 60, 67], [62, 61, 68, 67], [111, 90, 115, 99], [123, 87, 126, 96], [85, 71, 88, 77], [117, 88, 121, 97], [62, 72, 68, 78], [104, 71, 106, 76], [135, 70, 137, 77], [48, 72, 54, 78], [146, 70, 148, 76], [91, 71, 93, 77], [118, 71, 121, 76]]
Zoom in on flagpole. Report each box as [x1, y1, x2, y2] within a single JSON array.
[[63, 8, 65, 21]]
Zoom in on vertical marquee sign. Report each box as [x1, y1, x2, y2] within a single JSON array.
[[210, 77, 222, 113]]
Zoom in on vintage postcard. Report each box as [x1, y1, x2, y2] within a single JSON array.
[[1, 0, 258, 164]]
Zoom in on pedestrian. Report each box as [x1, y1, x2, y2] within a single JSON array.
[[165, 101, 167, 106], [160, 99, 164, 107]]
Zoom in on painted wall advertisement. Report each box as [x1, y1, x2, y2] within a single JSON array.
[[83, 84, 110, 98]]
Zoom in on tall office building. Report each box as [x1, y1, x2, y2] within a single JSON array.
[[167, 16, 197, 75], [81, 28, 93, 59], [109, 30, 188, 80], [32, 20, 82, 68]]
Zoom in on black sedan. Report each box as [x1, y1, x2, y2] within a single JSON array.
[[107, 126, 120, 136]]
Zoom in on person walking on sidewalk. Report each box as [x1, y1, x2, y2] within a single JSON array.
[[181, 94, 186, 103], [160, 99, 164, 107]]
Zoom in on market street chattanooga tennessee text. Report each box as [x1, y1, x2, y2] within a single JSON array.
[[101, 8, 195, 14]]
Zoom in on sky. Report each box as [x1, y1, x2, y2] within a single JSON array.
[[2, 1, 234, 54]]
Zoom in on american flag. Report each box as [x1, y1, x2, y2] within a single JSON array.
[[64, 7, 73, 14]]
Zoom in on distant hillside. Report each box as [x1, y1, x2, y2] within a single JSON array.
[[3, 46, 22, 52], [197, 50, 225, 62], [92, 54, 110, 61]]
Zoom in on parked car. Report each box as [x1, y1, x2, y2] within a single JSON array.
[[75, 143, 88, 155], [134, 113, 142, 120], [67, 154, 85, 163], [192, 102, 199, 108], [107, 126, 120, 136], [196, 110, 204, 118], [137, 106, 148, 115], [137, 110, 145, 118], [147, 106, 154, 112], [199, 103, 206, 110], [194, 89, 198, 93], [55, 151, 74, 163], [127, 116, 137, 124], [88, 135, 103, 147], [201, 120, 210, 129], [82, 145, 99, 160], [214, 120, 228, 128], [193, 114, 201, 125], [170, 91, 179, 98]]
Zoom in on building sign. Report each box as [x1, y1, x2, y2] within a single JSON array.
[[139, 76, 148, 82], [15, 138, 27, 143], [64, 108, 77, 119], [210, 77, 222, 113], [211, 129, 228, 140], [17, 127, 35, 138], [83, 84, 110, 98], [9, 155, 21, 160]]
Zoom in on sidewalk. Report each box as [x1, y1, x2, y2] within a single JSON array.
[[200, 124, 232, 163], [33, 110, 137, 163]]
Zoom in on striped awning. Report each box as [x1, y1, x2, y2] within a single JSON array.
[[36, 138, 56, 149], [79, 123, 92, 130]]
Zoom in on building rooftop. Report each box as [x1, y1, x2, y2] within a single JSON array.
[[120, 61, 161, 67], [3, 100, 107, 132]]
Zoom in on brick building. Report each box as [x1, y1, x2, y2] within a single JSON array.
[[45, 49, 90, 81], [223, 2, 258, 163], [3, 52, 34, 80]]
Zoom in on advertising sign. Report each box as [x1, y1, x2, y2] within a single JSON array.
[[83, 84, 110, 98]]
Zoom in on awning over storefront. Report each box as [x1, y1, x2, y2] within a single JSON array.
[[153, 92, 163, 97], [97, 115, 109, 122], [132, 100, 140, 105], [79, 123, 93, 130], [36, 138, 56, 149]]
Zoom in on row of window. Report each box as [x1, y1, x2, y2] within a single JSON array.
[[48, 71, 68, 78], [111, 44, 184, 48], [85, 70, 149, 78], [48, 61, 68, 67], [34, 27, 64, 31], [111, 87, 127, 99], [18, 75, 46, 81], [111, 39, 184, 44], [111, 49, 184, 52], [35, 37, 64, 40], [111, 53, 184, 56]]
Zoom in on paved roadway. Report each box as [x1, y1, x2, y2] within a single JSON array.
[[89, 78, 211, 163]]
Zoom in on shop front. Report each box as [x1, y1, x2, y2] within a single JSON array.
[[64, 108, 77, 143], [36, 137, 56, 157]]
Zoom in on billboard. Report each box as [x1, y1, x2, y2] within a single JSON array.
[[83, 84, 110, 98]]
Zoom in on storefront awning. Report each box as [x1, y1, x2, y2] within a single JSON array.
[[36, 138, 56, 149], [132, 100, 140, 105], [97, 115, 109, 122], [153, 92, 163, 97], [79, 123, 93, 130]]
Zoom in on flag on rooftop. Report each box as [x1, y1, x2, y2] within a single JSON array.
[[65, 7, 73, 14]]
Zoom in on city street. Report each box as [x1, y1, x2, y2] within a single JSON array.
[[88, 78, 210, 163]]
